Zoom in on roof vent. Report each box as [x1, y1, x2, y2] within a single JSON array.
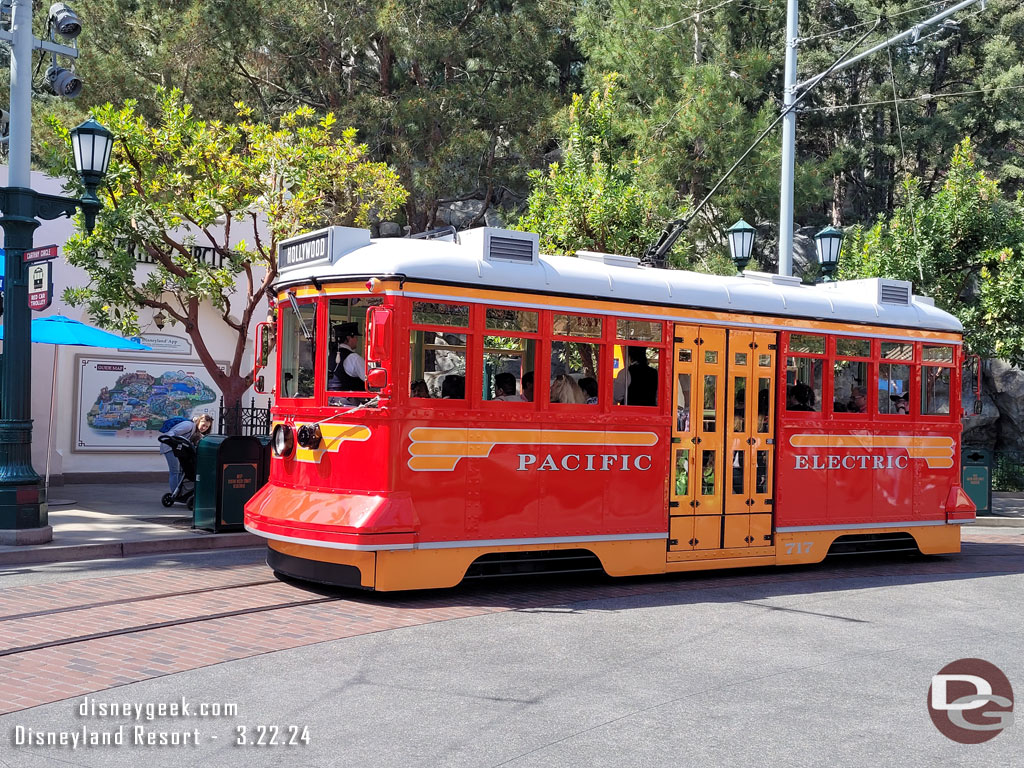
[[879, 280, 912, 305], [461, 227, 539, 265], [576, 250, 641, 269]]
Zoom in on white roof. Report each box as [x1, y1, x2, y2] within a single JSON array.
[[275, 227, 962, 334]]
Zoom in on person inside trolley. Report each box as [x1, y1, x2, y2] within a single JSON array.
[[614, 346, 658, 406], [494, 372, 526, 402], [328, 321, 367, 391]]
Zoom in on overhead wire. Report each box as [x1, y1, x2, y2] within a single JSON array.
[[801, 83, 1024, 112], [797, 0, 958, 43]]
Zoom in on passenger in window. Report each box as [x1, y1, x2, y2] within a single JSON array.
[[614, 347, 658, 406], [846, 386, 867, 413], [579, 377, 598, 405], [890, 393, 910, 414], [411, 379, 430, 399], [328, 322, 366, 391], [521, 371, 534, 402], [551, 374, 587, 404], [787, 383, 815, 411], [494, 372, 526, 402], [441, 375, 465, 400]]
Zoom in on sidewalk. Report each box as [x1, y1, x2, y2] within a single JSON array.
[[0, 483, 262, 566]]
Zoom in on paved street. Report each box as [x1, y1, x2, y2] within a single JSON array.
[[0, 527, 1021, 767]]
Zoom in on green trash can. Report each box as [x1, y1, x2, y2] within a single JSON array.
[[194, 435, 266, 532], [961, 448, 992, 516]]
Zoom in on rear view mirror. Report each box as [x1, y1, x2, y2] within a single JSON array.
[[366, 306, 393, 364], [254, 321, 274, 394], [367, 368, 388, 390]]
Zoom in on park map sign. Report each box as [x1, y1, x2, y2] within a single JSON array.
[[75, 357, 219, 452]]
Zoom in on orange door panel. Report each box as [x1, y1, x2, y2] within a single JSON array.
[[692, 515, 723, 551], [724, 515, 750, 549]]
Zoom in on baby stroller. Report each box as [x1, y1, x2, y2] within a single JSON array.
[[158, 434, 197, 510]]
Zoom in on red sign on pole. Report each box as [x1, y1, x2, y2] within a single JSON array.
[[28, 262, 53, 311], [24, 244, 59, 263]]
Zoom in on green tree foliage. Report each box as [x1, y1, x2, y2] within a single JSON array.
[[72, 0, 578, 232], [514, 77, 669, 260], [841, 139, 1024, 364], [45, 90, 407, 405]]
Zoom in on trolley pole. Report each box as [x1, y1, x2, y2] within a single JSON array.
[[0, 0, 106, 543], [777, 0, 799, 277]]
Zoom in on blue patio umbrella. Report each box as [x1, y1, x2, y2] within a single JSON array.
[[0, 315, 151, 496]]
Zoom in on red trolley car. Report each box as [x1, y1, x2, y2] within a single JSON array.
[[245, 225, 976, 590]]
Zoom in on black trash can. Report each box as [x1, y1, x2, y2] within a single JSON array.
[[194, 435, 266, 532], [961, 448, 992, 516]]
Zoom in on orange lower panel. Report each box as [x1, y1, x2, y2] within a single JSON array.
[[774, 524, 961, 565], [269, 539, 667, 591]]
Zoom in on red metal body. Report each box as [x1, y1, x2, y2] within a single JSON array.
[[245, 284, 973, 590]]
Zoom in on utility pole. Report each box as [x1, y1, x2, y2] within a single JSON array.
[[777, 0, 799, 276], [0, 0, 110, 543], [776, 0, 985, 276]]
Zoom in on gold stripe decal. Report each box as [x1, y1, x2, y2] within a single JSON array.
[[407, 428, 659, 472], [789, 434, 955, 469], [274, 422, 371, 464]]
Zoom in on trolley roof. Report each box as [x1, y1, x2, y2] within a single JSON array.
[[275, 226, 962, 333]]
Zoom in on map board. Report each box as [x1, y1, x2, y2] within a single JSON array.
[[74, 356, 222, 452]]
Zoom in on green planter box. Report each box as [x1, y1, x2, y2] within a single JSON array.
[[194, 435, 271, 532]]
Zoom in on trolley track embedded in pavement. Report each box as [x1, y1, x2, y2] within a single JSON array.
[[0, 579, 279, 623], [0, 593, 344, 658]]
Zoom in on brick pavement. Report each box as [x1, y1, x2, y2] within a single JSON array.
[[0, 530, 1020, 716]]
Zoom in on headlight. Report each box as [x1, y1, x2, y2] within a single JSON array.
[[296, 423, 322, 449], [272, 424, 294, 458]]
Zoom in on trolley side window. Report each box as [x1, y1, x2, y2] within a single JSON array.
[[325, 297, 383, 394], [784, 333, 824, 412], [551, 313, 602, 406], [483, 308, 538, 403], [879, 341, 913, 416], [612, 320, 664, 408], [921, 344, 954, 416], [832, 336, 870, 414], [409, 301, 470, 401], [280, 299, 317, 399]]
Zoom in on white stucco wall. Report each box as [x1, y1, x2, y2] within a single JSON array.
[[0, 165, 272, 480]]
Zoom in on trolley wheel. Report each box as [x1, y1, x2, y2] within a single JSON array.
[[161, 493, 175, 508]]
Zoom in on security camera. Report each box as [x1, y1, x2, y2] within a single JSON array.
[[46, 66, 83, 99], [48, 2, 82, 41]]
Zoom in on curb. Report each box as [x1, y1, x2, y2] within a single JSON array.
[[0, 532, 264, 566], [972, 516, 1024, 528]]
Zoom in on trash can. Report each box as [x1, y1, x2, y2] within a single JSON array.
[[194, 435, 266, 532], [961, 448, 992, 516]]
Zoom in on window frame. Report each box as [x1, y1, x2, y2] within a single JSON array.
[[876, 339, 918, 419], [829, 335, 874, 418], [610, 318, 668, 412], [782, 332, 828, 416], [479, 306, 541, 408], [323, 295, 384, 398], [276, 293, 321, 404], [919, 343, 956, 419], [407, 298, 473, 405]]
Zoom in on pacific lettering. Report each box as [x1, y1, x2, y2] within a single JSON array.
[[514, 453, 654, 472]]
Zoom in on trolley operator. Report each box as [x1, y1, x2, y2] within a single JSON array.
[[328, 322, 367, 391]]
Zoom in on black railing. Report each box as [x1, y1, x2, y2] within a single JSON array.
[[217, 397, 272, 437], [992, 451, 1024, 493]]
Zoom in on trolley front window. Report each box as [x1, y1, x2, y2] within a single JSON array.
[[280, 299, 316, 399], [325, 297, 382, 395]]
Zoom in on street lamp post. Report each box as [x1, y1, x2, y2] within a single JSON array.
[[727, 219, 756, 274], [814, 225, 844, 282], [0, 0, 112, 544]]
